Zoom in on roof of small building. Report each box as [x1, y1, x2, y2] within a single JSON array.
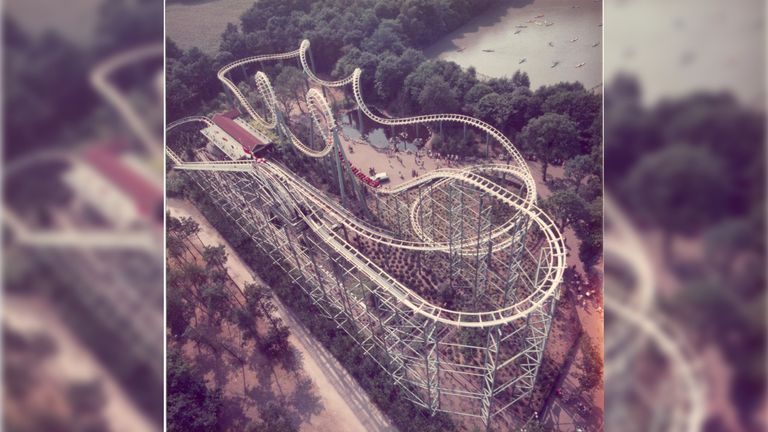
[[212, 113, 266, 150], [83, 146, 162, 218]]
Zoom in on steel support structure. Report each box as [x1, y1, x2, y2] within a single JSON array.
[[167, 40, 568, 430]]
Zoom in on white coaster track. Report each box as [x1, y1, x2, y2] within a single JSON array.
[[167, 40, 569, 430]]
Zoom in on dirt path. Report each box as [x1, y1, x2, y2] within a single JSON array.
[[168, 198, 397, 432]]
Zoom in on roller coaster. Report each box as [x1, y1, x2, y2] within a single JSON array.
[[167, 40, 567, 430]]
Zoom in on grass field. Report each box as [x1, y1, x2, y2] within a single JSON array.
[[166, 0, 254, 54]]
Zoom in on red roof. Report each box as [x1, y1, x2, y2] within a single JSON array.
[[212, 114, 266, 151], [83, 146, 162, 218]]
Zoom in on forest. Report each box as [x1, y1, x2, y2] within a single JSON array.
[[167, 213, 317, 431]]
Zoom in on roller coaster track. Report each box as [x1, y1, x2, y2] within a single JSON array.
[[177, 159, 534, 251], [91, 43, 164, 157], [216, 40, 536, 198], [180, 39, 545, 252], [167, 40, 576, 428], [175, 158, 561, 328], [167, 40, 568, 328]]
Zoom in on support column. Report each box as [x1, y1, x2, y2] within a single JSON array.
[[473, 194, 493, 301], [500, 212, 530, 306], [357, 107, 365, 134], [331, 128, 348, 208], [448, 182, 465, 293], [423, 319, 441, 413], [481, 328, 502, 430]]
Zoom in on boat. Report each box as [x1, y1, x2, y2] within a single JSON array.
[[534, 14, 544, 18], [514, 29, 522, 35], [519, 58, 527, 64], [575, 62, 585, 68], [592, 42, 600, 47], [515, 25, 527, 28], [548, 41, 554, 47], [482, 49, 495, 53], [570, 37, 579, 42], [456, 47, 465, 52], [551, 61, 559, 68]]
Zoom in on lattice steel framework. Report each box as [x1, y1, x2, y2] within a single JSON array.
[[167, 40, 567, 430]]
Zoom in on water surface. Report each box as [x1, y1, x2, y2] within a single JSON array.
[[424, 0, 602, 90]]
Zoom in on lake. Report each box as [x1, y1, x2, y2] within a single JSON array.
[[424, 0, 602, 90]]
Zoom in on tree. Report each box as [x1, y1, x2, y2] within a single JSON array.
[[397, 0, 446, 45], [511, 70, 530, 88], [374, 0, 400, 19], [167, 37, 183, 59], [563, 153, 599, 193], [274, 66, 307, 116], [219, 23, 246, 58], [518, 113, 579, 181], [464, 83, 494, 107], [167, 290, 191, 342], [506, 87, 539, 133], [361, 20, 406, 55], [257, 401, 298, 432], [202, 244, 227, 272], [375, 53, 404, 101], [542, 89, 601, 131], [578, 335, 602, 394], [622, 145, 730, 257], [472, 93, 510, 128], [201, 281, 229, 326], [574, 197, 603, 269], [417, 76, 458, 114], [374, 48, 424, 102], [167, 348, 223, 432], [333, 48, 380, 100], [543, 188, 587, 232]]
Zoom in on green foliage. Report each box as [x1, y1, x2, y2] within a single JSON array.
[[166, 46, 220, 121], [418, 76, 459, 114], [274, 66, 308, 115], [4, 18, 96, 158], [464, 83, 494, 107], [255, 401, 299, 432], [543, 188, 588, 231], [577, 335, 602, 394], [167, 289, 191, 341], [518, 113, 580, 180], [375, 49, 425, 101], [167, 348, 223, 432], [473, 93, 508, 124], [623, 145, 730, 239], [563, 153, 599, 193]]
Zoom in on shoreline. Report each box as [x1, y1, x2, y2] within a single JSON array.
[[423, 0, 603, 90]]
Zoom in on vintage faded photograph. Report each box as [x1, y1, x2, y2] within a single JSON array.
[[166, 0, 603, 431]]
